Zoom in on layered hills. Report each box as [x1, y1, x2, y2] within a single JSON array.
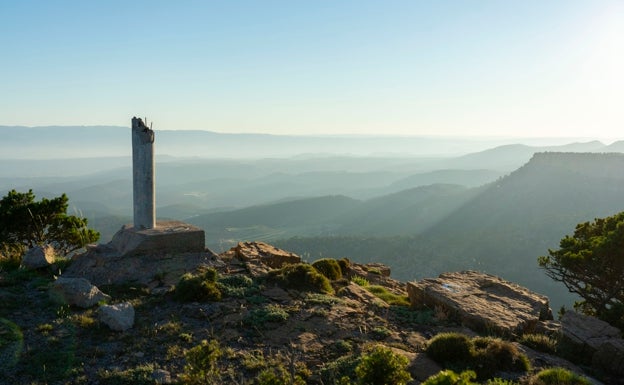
[[2, 126, 624, 311]]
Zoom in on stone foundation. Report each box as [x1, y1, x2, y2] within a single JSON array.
[[110, 220, 205, 257], [62, 220, 213, 286]]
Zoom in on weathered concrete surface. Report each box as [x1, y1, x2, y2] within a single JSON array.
[[407, 271, 553, 336], [109, 220, 205, 257], [132, 117, 155, 229]]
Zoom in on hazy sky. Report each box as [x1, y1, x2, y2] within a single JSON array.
[[1, 1, 622, 138]]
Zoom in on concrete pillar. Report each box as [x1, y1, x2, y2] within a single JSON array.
[[131, 117, 155, 229]]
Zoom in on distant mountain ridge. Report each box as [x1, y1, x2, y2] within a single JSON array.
[[1, 125, 617, 159]]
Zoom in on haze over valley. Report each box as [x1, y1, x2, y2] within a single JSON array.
[[3, 126, 624, 310]]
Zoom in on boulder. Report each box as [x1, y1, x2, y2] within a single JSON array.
[[560, 311, 621, 353], [406, 271, 552, 336], [21, 245, 55, 269], [50, 277, 111, 308], [593, 338, 624, 376], [227, 241, 301, 269], [99, 302, 135, 331], [364, 262, 391, 277], [560, 310, 624, 372]]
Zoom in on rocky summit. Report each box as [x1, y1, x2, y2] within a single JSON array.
[[0, 241, 620, 384]]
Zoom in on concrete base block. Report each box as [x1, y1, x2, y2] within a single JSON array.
[[110, 220, 205, 257]]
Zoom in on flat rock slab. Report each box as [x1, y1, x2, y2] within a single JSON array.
[[407, 271, 553, 336], [110, 220, 205, 257]]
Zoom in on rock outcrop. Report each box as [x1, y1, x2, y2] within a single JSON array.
[[560, 311, 624, 376], [21, 245, 55, 269], [407, 271, 553, 336], [221, 241, 302, 277], [49, 277, 111, 308], [63, 243, 221, 287]]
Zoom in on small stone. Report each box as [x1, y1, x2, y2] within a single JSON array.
[[99, 302, 135, 331]]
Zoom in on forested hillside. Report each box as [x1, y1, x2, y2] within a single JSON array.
[[276, 153, 624, 309]]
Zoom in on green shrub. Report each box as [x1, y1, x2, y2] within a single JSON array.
[[422, 370, 478, 385], [472, 337, 530, 379], [198, 266, 218, 281], [355, 345, 412, 385], [366, 285, 410, 306], [218, 274, 258, 298], [426, 334, 530, 380], [320, 354, 361, 384], [519, 333, 557, 354], [174, 269, 222, 302], [0, 243, 23, 271], [244, 304, 289, 329], [181, 339, 222, 384], [530, 367, 591, 385], [268, 263, 333, 294], [352, 276, 369, 287], [426, 333, 474, 365], [255, 364, 306, 385], [312, 258, 343, 280]]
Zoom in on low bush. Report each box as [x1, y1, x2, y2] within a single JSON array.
[[426, 332, 474, 365], [519, 333, 558, 354], [472, 337, 530, 379], [320, 353, 360, 384], [351, 276, 369, 287], [181, 339, 222, 384], [255, 364, 306, 385], [338, 258, 350, 276], [244, 304, 289, 329], [217, 274, 258, 298], [312, 258, 343, 280], [174, 269, 222, 302], [422, 370, 478, 385], [355, 345, 412, 385], [366, 285, 410, 306], [267, 263, 333, 294], [426, 333, 530, 381], [529, 367, 591, 385]]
